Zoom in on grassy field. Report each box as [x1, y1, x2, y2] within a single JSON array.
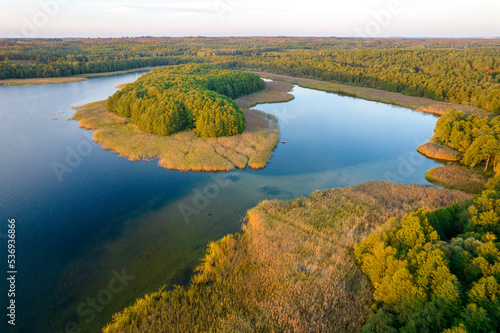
[[102, 182, 470, 333], [72, 80, 292, 172], [426, 164, 488, 194], [417, 142, 463, 161], [249, 71, 491, 117]]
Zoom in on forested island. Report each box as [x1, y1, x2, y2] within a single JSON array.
[[4, 37, 500, 332], [73, 64, 293, 171], [107, 64, 264, 137]]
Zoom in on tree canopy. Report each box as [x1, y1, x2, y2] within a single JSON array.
[[106, 63, 265, 137], [355, 189, 500, 332], [1, 37, 499, 112], [434, 110, 500, 172]]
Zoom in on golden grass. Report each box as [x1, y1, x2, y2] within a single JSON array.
[[417, 142, 463, 161], [103, 182, 470, 333], [249, 71, 491, 117], [0, 76, 88, 86], [426, 165, 488, 194], [72, 80, 291, 172]]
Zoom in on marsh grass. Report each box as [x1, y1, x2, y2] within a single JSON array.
[[426, 164, 488, 194], [102, 182, 470, 333], [72, 80, 290, 172], [417, 142, 463, 161]]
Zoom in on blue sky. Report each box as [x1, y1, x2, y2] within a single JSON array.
[[1, 0, 499, 38]]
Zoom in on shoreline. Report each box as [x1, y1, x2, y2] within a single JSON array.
[[1, 67, 490, 119], [0, 65, 167, 86], [247, 71, 492, 118], [103, 182, 471, 332], [72, 80, 294, 172]]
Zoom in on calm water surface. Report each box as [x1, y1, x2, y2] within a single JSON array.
[[0, 73, 441, 332]]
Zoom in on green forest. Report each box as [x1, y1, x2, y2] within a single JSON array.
[[1, 37, 499, 112], [434, 110, 500, 175], [106, 63, 264, 137], [355, 189, 500, 332]]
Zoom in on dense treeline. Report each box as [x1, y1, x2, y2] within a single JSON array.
[[107, 64, 264, 137], [355, 188, 500, 332], [1, 38, 499, 112], [434, 110, 500, 171]]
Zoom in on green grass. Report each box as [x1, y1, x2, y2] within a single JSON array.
[[102, 182, 470, 333], [417, 142, 463, 161], [426, 164, 488, 194], [72, 80, 290, 171]]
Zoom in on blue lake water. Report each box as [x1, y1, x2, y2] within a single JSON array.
[[0, 73, 441, 332]]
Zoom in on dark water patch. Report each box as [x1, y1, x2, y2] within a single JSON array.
[[257, 185, 285, 196]]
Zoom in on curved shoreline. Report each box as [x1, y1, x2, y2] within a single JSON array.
[[247, 71, 491, 118], [0, 66, 164, 86], [72, 80, 294, 172]]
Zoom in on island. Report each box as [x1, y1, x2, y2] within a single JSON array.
[[72, 64, 294, 171]]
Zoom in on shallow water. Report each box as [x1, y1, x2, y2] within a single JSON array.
[[0, 74, 441, 332]]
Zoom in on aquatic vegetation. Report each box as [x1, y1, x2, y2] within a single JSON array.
[[102, 182, 469, 333]]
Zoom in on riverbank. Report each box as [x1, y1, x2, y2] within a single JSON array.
[[102, 182, 470, 333], [0, 76, 89, 86], [248, 71, 492, 117], [0, 65, 165, 86], [72, 80, 294, 172]]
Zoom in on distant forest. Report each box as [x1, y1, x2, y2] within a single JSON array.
[[1, 37, 499, 112]]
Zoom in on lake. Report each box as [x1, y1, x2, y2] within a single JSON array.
[[0, 72, 441, 332]]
